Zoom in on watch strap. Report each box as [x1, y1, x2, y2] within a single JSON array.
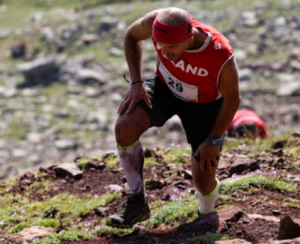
[[209, 136, 224, 146]]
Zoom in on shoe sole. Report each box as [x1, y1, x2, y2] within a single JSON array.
[[106, 211, 151, 229]]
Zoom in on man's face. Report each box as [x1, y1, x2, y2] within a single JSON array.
[[157, 40, 188, 61]]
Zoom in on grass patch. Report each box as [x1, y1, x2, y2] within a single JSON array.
[[35, 225, 133, 244], [284, 145, 300, 159], [0, 192, 120, 233], [41, 82, 66, 98], [160, 146, 191, 165], [0, 121, 28, 140], [282, 201, 300, 209], [289, 160, 300, 169], [103, 154, 119, 168], [282, 198, 300, 209], [68, 40, 124, 65], [144, 157, 157, 168], [221, 175, 297, 194], [0, 0, 37, 28], [188, 233, 230, 244], [219, 194, 233, 201], [76, 158, 90, 170], [35, 229, 93, 244], [146, 195, 198, 228], [25, 178, 55, 196]]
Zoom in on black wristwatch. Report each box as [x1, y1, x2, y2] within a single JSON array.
[[209, 136, 224, 146]]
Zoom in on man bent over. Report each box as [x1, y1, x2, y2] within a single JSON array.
[[106, 7, 240, 228]]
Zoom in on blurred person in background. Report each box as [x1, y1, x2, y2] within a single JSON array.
[[227, 109, 267, 138]]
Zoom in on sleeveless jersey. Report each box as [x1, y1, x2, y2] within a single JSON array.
[[153, 18, 234, 103]]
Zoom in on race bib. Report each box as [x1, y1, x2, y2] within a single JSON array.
[[159, 63, 198, 102]]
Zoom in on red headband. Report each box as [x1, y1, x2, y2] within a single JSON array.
[[152, 14, 193, 44]]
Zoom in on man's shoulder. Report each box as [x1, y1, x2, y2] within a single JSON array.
[[142, 9, 163, 26]]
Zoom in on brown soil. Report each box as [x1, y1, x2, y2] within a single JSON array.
[[8, 141, 300, 244]]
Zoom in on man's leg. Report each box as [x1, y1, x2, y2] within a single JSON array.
[[115, 106, 151, 193], [178, 99, 224, 215], [107, 75, 176, 228], [191, 155, 220, 215], [106, 106, 151, 228]]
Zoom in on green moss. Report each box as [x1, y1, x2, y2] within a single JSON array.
[[219, 194, 233, 201], [221, 175, 297, 194], [76, 158, 89, 170], [188, 233, 230, 244], [9, 222, 27, 234], [144, 157, 157, 168], [41, 82, 66, 97], [43, 206, 59, 218], [282, 201, 300, 208], [146, 195, 198, 228], [0, 121, 28, 140], [103, 154, 119, 168], [282, 198, 300, 209], [0, 0, 37, 28], [0, 192, 120, 233], [160, 147, 191, 165], [35, 229, 93, 244], [25, 179, 55, 196], [34, 218, 60, 228], [284, 146, 300, 159]]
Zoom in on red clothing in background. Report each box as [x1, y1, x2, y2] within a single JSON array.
[[228, 110, 267, 138]]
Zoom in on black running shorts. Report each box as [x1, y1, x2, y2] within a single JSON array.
[[137, 75, 223, 153]]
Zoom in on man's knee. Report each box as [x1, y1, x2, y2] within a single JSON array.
[[115, 117, 133, 145], [115, 111, 150, 146]]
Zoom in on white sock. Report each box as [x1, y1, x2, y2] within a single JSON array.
[[117, 141, 144, 193], [196, 178, 220, 214]]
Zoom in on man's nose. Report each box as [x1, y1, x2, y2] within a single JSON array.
[[161, 47, 169, 56]]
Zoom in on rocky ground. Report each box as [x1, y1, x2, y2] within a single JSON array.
[[0, 1, 300, 243], [0, 0, 300, 180], [1, 136, 300, 244]]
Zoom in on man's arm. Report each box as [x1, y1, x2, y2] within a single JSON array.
[[209, 57, 240, 138], [124, 11, 157, 83], [195, 57, 240, 171], [118, 10, 161, 115]]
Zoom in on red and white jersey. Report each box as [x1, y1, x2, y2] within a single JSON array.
[[153, 18, 234, 103]]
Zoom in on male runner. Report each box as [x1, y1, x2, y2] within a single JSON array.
[[106, 7, 240, 228]]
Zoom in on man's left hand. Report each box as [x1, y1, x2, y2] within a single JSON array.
[[194, 138, 221, 172]]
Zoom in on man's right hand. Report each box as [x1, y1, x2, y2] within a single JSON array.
[[118, 83, 152, 115]]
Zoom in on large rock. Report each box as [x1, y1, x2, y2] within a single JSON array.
[[6, 226, 54, 243], [268, 237, 300, 244], [54, 162, 83, 179], [0, 27, 10, 39], [248, 213, 280, 223], [230, 158, 258, 174], [241, 11, 258, 27], [278, 215, 300, 240], [216, 206, 244, 232], [77, 68, 105, 85], [99, 17, 119, 32], [238, 68, 252, 82], [54, 139, 77, 150], [197, 206, 244, 234], [277, 82, 300, 96], [17, 56, 66, 84]]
